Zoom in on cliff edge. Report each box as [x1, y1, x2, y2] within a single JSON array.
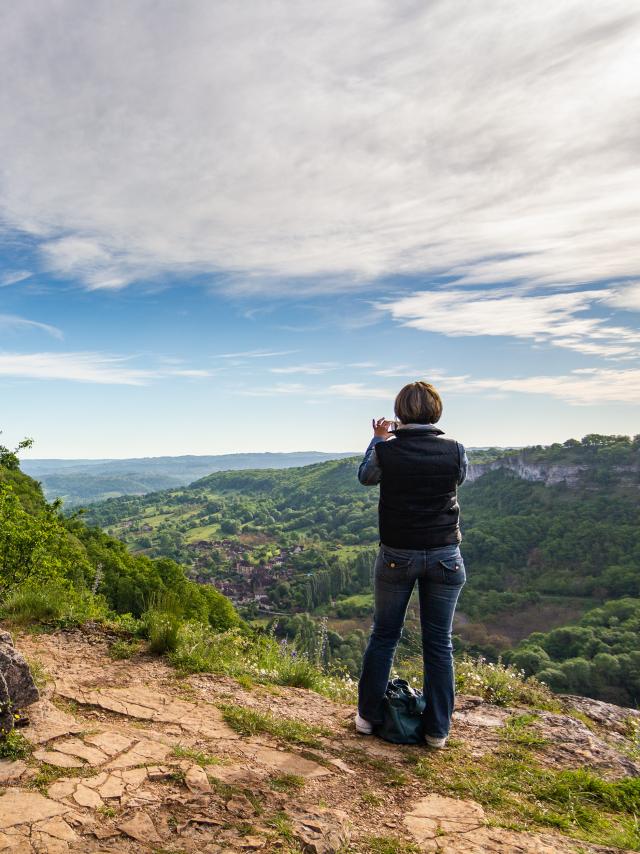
[[0, 625, 637, 853]]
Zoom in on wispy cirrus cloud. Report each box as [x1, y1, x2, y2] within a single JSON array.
[[0, 352, 214, 385], [380, 288, 640, 358], [0, 271, 31, 287], [270, 362, 338, 375], [0, 2, 638, 296], [0, 314, 63, 339]]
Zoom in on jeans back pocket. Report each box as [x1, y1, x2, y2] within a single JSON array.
[[438, 556, 466, 586]]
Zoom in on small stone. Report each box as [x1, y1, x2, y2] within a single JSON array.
[[239, 836, 265, 849], [72, 784, 103, 809], [33, 750, 85, 769], [97, 774, 125, 799], [0, 760, 28, 783], [120, 767, 148, 787], [226, 795, 255, 818], [117, 811, 161, 843], [185, 764, 212, 794], [291, 808, 350, 854], [147, 765, 174, 781], [48, 780, 77, 801], [81, 772, 108, 789], [32, 816, 77, 842]]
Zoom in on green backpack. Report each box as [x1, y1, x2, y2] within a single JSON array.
[[374, 678, 426, 744]]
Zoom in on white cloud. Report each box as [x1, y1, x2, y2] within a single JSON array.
[[270, 362, 338, 375], [0, 352, 155, 384], [233, 366, 640, 405], [380, 288, 640, 357], [605, 282, 640, 311], [465, 368, 640, 405], [0, 2, 638, 294], [0, 314, 63, 339], [0, 352, 215, 384], [0, 271, 31, 287], [216, 350, 298, 360]]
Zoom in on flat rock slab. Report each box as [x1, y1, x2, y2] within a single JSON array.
[[55, 681, 237, 740], [207, 764, 267, 786], [52, 738, 108, 766], [33, 750, 85, 769], [422, 825, 601, 853], [235, 743, 332, 778], [0, 790, 69, 828], [453, 708, 508, 728], [404, 794, 485, 844], [84, 731, 135, 757], [104, 737, 172, 769], [32, 816, 77, 843], [23, 699, 83, 745]]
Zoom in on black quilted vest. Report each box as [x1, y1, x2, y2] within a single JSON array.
[[375, 428, 462, 549]]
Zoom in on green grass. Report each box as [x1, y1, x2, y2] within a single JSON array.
[[171, 744, 220, 766], [362, 837, 421, 854], [108, 639, 141, 660], [1, 579, 107, 628], [168, 623, 356, 703], [29, 763, 97, 794], [217, 702, 329, 748], [265, 811, 297, 844], [0, 730, 32, 759], [413, 714, 640, 850], [268, 773, 305, 792], [143, 592, 183, 654], [25, 657, 50, 689]]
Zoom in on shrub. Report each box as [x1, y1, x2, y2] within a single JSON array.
[[1, 579, 107, 627], [454, 655, 559, 709]]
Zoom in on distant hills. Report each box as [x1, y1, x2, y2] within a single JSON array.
[[21, 451, 357, 506]]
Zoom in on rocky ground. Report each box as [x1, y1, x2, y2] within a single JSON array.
[[0, 625, 638, 853]]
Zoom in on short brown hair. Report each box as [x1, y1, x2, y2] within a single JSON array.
[[394, 381, 442, 425]]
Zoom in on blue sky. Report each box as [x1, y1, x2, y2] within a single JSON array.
[[1, 2, 639, 457]]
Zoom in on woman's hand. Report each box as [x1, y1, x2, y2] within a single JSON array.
[[372, 417, 396, 438]]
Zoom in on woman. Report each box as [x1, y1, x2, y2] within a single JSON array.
[[356, 381, 468, 748]]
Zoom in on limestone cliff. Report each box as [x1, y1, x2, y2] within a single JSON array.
[[466, 452, 639, 488]]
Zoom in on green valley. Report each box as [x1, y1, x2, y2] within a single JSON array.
[[81, 433, 640, 705]]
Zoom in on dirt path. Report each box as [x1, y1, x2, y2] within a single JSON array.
[[0, 625, 635, 853]]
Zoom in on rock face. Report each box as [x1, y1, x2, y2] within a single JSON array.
[[0, 631, 39, 734], [466, 457, 589, 487], [466, 454, 639, 488]]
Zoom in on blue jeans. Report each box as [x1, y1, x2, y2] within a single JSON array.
[[358, 543, 466, 739]]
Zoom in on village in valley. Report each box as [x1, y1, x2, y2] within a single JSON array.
[[187, 539, 303, 609]]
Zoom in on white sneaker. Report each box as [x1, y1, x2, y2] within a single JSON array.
[[425, 734, 447, 749], [355, 713, 373, 735]]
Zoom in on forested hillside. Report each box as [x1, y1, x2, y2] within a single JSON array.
[[0, 440, 238, 631], [22, 451, 356, 506], [82, 434, 640, 704]]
